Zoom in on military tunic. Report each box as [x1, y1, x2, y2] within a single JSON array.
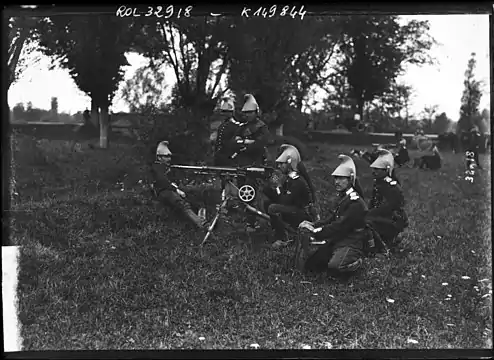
[[366, 176, 408, 246], [263, 171, 312, 238], [213, 117, 244, 166], [304, 187, 369, 275], [233, 119, 271, 167]]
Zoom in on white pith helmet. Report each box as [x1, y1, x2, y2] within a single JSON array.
[[219, 97, 235, 112], [331, 154, 356, 184], [241, 94, 259, 113], [370, 149, 394, 175], [276, 144, 301, 171], [156, 140, 172, 156]]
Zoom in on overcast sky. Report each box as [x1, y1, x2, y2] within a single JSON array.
[[8, 14, 490, 121]]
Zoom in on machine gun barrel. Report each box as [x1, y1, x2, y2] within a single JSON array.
[[169, 164, 274, 178]]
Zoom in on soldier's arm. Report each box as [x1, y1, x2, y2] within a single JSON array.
[[151, 163, 175, 191], [368, 183, 404, 217], [299, 162, 316, 202], [244, 124, 271, 153], [312, 201, 366, 241]]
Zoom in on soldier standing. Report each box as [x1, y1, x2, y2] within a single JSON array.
[[149, 141, 207, 229], [299, 155, 369, 281], [366, 149, 408, 250], [263, 145, 312, 249], [213, 97, 244, 167]]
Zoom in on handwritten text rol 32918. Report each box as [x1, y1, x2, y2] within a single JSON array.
[[116, 5, 193, 18], [241, 5, 307, 20]]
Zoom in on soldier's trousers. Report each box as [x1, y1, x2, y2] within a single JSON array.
[[305, 243, 364, 277], [263, 201, 310, 240], [157, 190, 205, 228], [365, 216, 404, 247]]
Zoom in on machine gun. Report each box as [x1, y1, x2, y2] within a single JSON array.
[[169, 164, 274, 180], [169, 164, 276, 245]]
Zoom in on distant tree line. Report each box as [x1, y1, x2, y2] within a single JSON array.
[[8, 9, 489, 153]]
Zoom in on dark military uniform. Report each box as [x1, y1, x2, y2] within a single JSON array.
[[213, 117, 244, 166], [263, 171, 312, 240], [395, 138, 410, 167], [304, 187, 369, 276], [366, 176, 408, 248], [233, 119, 271, 167], [149, 161, 206, 228]]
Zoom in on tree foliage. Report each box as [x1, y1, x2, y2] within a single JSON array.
[[432, 112, 452, 134], [336, 16, 436, 117], [133, 16, 233, 115], [120, 64, 170, 113], [8, 16, 39, 89], [458, 52, 484, 132], [36, 15, 138, 147]]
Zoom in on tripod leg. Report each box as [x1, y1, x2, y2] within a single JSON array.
[[201, 197, 228, 246]]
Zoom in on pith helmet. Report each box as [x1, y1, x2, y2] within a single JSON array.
[[354, 114, 361, 121], [156, 140, 172, 156], [242, 94, 259, 112], [276, 144, 301, 170], [219, 97, 235, 112], [332, 154, 356, 184], [370, 149, 394, 175]]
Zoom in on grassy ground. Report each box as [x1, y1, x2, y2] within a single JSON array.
[[10, 134, 492, 350]]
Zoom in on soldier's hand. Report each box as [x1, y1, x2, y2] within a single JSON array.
[[244, 139, 255, 145], [299, 220, 315, 231], [177, 189, 186, 198]]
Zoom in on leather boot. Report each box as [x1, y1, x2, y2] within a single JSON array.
[[181, 202, 206, 229]]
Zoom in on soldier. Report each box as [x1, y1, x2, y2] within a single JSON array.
[[278, 143, 319, 220], [263, 145, 312, 249], [366, 149, 408, 250], [232, 94, 272, 230], [213, 97, 244, 167], [233, 94, 271, 166], [394, 131, 410, 167], [149, 141, 207, 229], [299, 155, 369, 281]]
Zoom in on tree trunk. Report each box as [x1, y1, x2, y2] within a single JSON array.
[[8, 23, 31, 88], [90, 98, 100, 128], [99, 105, 109, 149]]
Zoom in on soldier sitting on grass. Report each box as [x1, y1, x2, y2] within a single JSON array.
[[298, 155, 369, 281], [149, 140, 207, 229], [366, 149, 408, 251]]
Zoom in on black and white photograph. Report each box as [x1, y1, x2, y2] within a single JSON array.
[[3, 4, 492, 353]]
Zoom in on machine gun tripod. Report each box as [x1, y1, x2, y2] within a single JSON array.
[[169, 164, 275, 246]]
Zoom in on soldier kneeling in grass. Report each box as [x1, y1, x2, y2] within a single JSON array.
[[298, 155, 369, 281], [366, 149, 408, 251], [263, 144, 312, 249], [149, 140, 207, 229]]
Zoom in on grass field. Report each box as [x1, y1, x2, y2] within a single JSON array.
[[9, 134, 492, 350]]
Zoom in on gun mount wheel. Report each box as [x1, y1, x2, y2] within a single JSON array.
[[238, 185, 256, 203], [356, 123, 366, 132]]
